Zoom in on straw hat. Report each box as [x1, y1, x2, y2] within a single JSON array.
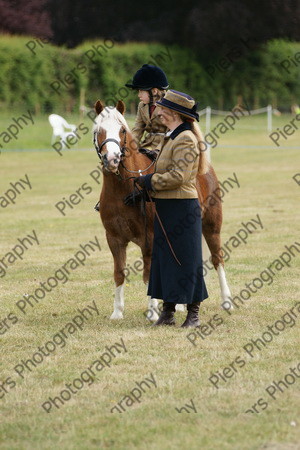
[[156, 89, 199, 121]]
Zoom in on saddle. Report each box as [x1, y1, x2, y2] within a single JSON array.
[[139, 148, 158, 161]]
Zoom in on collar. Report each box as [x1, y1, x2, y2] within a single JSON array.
[[169, 122, 192, 140], [141, 102, 157, 119]]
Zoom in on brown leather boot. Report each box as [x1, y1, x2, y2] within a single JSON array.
[[153, 302, 176, 326], [181, 302, 200, 328]]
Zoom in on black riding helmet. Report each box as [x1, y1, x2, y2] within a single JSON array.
[[125, 64, 169, 90]]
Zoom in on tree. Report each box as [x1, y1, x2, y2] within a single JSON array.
[[0, 0, 299, 51], [0, 0, 52, 38]]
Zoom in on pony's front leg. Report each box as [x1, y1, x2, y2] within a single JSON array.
[[141, 245, 159, 322], [106, 234, 127, 319], [111, 283, 125, 320]]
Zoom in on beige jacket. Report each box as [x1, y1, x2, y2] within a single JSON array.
[[150, 125, 200, 199], [132, 102, 167, 151]]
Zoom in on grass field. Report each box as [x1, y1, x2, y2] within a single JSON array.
[[0, 111, 300, 450]]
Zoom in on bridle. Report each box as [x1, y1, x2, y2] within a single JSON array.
[[93, 128, 155, 180], [93, 128, 127, 163]]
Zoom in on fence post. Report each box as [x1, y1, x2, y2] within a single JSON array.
[[267, 105, 272, 133]]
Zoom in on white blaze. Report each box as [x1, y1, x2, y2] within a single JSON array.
[[94, 107, 129, 172]]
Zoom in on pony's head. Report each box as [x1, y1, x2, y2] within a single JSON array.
[[93, 100, 130, 173]]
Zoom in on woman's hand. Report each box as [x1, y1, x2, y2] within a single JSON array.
[[134, 176, 147, 188], [123, 190, 143, 206]]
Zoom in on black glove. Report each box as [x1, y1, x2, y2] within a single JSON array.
[[134, 176, 147, 188], [123, 190, 143, 206], [146, 150, 158, 161]]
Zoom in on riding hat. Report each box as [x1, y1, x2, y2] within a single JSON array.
[[156, 89, 199, 121], [125, 64, 169, 90]]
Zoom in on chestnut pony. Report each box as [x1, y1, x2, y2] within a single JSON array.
[[93, 100, 232, 321]]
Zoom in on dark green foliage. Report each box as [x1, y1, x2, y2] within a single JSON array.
[[0, 37, 299, 114]]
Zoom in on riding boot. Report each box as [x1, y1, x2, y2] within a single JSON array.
[[181, 302, 200, 328], [153, 302, 176, 326]]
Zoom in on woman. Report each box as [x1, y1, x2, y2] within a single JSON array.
[[135, 90, 208, 328]]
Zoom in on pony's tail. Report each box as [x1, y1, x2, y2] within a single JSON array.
[[191, 122, 209, 175]]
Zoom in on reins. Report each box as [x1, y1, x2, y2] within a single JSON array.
[[120, 158, 156, 177], [134, 183, 182, 266]]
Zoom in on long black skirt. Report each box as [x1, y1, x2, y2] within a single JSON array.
[[147, 198, 208, 304]]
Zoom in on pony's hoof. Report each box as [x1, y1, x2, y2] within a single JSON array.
[[110, 311, 124, 319], [221, 301, 234, 311], [176, 304, 185, 312], [146, 311, 159, 322]]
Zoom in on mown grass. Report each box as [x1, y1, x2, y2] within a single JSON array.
[[0, 109, 299, 151], [0, 112, 299, 450]]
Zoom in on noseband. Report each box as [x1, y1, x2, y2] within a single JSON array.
[[93, 129, 128, 165]]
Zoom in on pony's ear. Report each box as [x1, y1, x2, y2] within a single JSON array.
[[95, 100, 105, 115], [116, 100, 126, 115]]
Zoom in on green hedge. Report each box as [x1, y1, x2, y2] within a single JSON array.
[[0, 35, 299, 113]]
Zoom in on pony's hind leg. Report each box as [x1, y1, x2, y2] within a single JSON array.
[[141, 241, 159, 322], [106, 233, 128, 319], [202, 220, 233, 310], [216, 264, 233, 311]]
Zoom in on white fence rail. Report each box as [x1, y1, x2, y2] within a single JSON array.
[[198, 105, 273, 162]]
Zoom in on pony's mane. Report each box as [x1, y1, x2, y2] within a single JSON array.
[[93, 107, 130, 132]]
